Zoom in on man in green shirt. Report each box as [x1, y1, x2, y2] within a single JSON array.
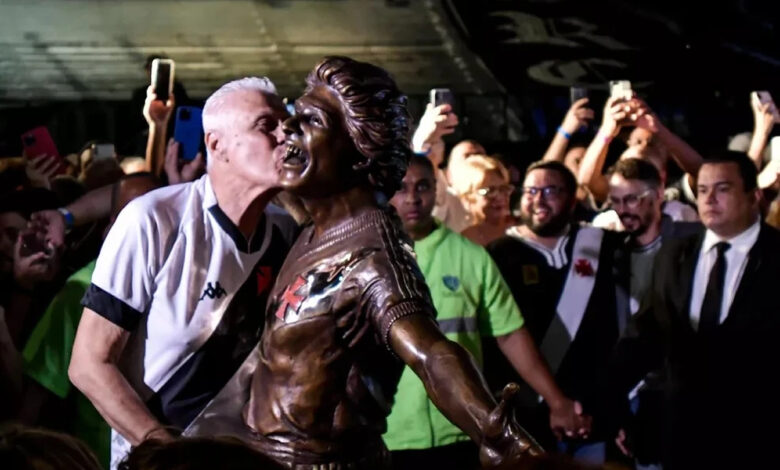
[[384, 156, 589, 469], [22, 259, 110, 467]]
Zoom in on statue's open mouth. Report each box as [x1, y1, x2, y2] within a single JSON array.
[[282, 143, 310, 172]]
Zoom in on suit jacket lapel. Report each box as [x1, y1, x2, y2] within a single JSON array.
[[726, 224, 767, 321], [677, 231, 704, 330]]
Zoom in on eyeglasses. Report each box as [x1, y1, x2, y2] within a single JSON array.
[[608, 189, 655, 209], [474, 184, 514, 199], [521, 185, 565, 199]]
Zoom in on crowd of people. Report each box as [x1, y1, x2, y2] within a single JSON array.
[[1, 51, 779, 470]]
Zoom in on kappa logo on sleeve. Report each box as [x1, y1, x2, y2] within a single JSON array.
[[199, 281, 227, 301]]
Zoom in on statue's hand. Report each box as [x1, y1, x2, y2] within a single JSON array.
[[479, 384, 545, 469]]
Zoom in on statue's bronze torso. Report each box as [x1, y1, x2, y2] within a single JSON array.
[[246, 209, 434, 466]]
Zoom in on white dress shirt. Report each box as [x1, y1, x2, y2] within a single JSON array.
[[689, 218, 761, 330]]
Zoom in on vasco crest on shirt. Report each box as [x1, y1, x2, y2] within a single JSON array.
[[273, 250, 367, 324], [522, 264, 539, 285]]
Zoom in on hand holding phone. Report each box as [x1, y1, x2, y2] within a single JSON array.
[[429, 88, 455, 110], [751, 91, 780, 125], [21, 127, 64, 177], [144, 86, 175, 127], [21, 127, 61, 160], [19, 230, 53, 259], [562, 87, 593, 135], [570, 86, 588, 104], [412, 97, 458, 153]]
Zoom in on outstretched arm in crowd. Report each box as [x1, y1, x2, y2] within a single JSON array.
[[412, 103, 458, 170], [143, 86, 175, 178], [578, 97, 627, 202], [542, 98, 593, 163], [69, 310, 173, 445], [748, 96, 775, 169], [29, 149, 205, 249], [29, 184, 113, 249], [632, 98, 704, 179]]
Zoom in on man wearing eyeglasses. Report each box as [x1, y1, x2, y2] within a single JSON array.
[[602, 158, 699, 469], [605, 159, 701, 315], [601, 151, 780, 469], [486, 160, 630, 465]]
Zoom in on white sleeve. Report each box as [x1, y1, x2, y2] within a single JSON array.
[[82, 199, 163, 330]]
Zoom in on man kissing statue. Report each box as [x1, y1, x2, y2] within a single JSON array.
[[188, 56, 542, 469]]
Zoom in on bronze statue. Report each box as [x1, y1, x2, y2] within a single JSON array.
[[241, 56, 542, 469]]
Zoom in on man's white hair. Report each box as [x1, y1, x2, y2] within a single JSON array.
[[202, 76, 277, 133], [202, 77, 277, 169]]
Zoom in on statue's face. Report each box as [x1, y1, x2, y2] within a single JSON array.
[[278, 85, 359, 197]]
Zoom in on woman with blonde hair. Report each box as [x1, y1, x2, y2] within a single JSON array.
[[450, 155, 515, 246]]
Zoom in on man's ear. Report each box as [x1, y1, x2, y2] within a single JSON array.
[[205, 131, 226, 163], [751, 187, 763, 208]]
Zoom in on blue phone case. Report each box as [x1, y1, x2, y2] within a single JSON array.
[[174, 106, 203, 162]]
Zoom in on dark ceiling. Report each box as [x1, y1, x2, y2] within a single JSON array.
[[0, 0, 778, 156], [0, 0, 501, 101], [1, 0, 776, 101], [447, 0, 779, 95]]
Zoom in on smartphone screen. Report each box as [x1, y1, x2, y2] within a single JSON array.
[[609, 80, 633, 101], [152, 59, 175, 102], [20, 231, 52, 258], [570, 86, 588, 104], [174, 106, 204, 162], [93, 143, 116, 160], [429, 88, 455, 108]]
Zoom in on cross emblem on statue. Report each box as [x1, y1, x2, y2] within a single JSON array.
[[274, 276, 307, 321]]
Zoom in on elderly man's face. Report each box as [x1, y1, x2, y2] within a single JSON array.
[[279, 85, 360, 197], [212, 90, 289, 188]]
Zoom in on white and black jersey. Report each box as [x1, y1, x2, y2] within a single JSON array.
[[82, 175, 297, 468]]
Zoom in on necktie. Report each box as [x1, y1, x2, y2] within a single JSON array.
[[698, 242, 731, 333]]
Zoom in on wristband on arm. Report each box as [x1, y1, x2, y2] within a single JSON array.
[[598, 131, 614, 145], [57, 207, 74, 231], [557, 126, 572, 140]]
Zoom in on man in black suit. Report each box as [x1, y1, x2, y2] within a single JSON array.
[[605, 151, 780, 469]]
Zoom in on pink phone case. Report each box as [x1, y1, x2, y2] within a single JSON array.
[[21, 127, 64, 174]]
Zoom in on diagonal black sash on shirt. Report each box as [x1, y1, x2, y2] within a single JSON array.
[[145, 226, 288, 431], [539, 227, 604, 375]]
